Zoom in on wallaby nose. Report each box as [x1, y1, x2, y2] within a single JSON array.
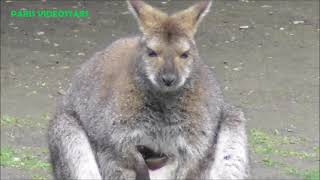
[[161, 74, 176, 86]]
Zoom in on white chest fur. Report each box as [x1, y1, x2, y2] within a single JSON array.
[[149, 160, 178, 180]]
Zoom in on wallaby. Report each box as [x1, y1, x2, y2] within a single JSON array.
[[48, 0, 249, 179]]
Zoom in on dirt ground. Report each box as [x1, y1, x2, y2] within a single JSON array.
[[1, 0, 319, 179]]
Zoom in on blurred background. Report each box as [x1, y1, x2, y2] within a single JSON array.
[[1, 0, 319, 179]]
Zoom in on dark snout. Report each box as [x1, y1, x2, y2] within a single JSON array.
[[161, 73, 177, 87]]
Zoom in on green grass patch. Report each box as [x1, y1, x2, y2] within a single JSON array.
[[261, 157, 282, 167], [1, 115, 49, 128], [259, 157, 319, 179], [32, 175, 48, 180], [284, 166, 304, 176], [249, 128, 319, 179], [1, 115, 30, 127], [1, 115, 18, 125], [0, 146, 50, 170], [286, 168, 320, 180], [249, 128, 316, 159], [303, 169, 320, 180]]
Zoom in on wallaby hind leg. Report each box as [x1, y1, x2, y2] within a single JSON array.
[[48, 113, 102, 180], [209, 105, 250, 179]]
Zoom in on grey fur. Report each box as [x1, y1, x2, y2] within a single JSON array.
[[48, 1, 249, 180]]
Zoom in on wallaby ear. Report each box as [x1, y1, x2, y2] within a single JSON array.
[[127, 0, 168, 35], [171, 0, 212, 37]]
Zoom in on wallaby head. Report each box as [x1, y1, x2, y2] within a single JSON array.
[[128, 0, 212, 92]]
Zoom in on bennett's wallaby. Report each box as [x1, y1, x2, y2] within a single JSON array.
[[48, 0, 249, 179]]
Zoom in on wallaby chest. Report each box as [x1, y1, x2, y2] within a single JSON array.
[[103, 87, 215, 157]]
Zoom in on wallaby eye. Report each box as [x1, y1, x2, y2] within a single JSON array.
[[180, 51, 189, 59], [147, 48, 157, 57]]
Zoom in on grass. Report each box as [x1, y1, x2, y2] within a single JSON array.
[[1, 115, 49, 128], [303, 170, 320, 180], [259, 154, 319, 179], [1, 115, 18, 125], [1, 115, 51, 179], [261, 157, 282, 167], [0, 146, 51, 170], [249, 128, 320, 179], [32, 175, 48, 180], [287, 168, 320, 180], [249, 128, 316, 160]]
